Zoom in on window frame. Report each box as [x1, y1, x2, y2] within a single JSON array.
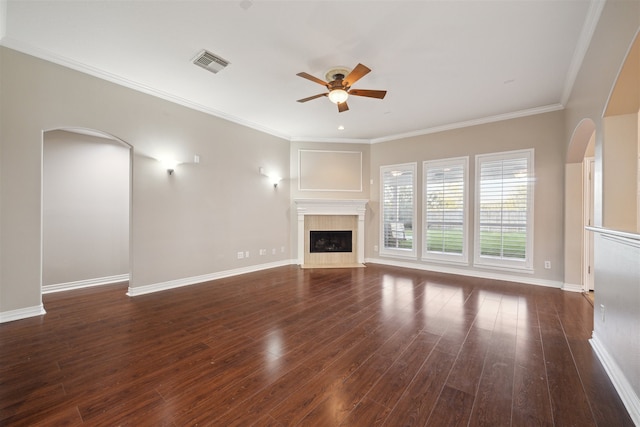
[[422, 156, 469, 265], [474, 149, 534, 272], [379, 162, 417, 259]]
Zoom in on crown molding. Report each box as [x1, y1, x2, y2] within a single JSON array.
[[1, 37, 569, 146], [290, 136, 371, 144], [0, 37, 291, 142], [371, 104, 565, 144]]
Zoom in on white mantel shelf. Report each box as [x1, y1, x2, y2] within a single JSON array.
[[294, 199, 368, 215], [294, 199, 368, 266]]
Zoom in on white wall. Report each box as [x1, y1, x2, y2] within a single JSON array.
[[43, 130, 130, 287], [591, 230, 640, 422]]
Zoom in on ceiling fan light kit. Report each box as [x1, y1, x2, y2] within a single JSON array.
[[296, 63, 387, 112], [328, 89, 349, 104]]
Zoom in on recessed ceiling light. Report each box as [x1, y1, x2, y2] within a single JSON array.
[[338, 125, 345, 130]]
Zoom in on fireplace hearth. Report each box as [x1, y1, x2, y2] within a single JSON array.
[[310, 230, 352, 253]]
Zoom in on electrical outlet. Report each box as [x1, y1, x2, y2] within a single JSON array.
[[600, 304, 605, 322], [544, 261, 551, 269], [374, 245, 378, 252], [281, 246, 285, 253], [272, 248, 276, 255], [237, 251, 244, 259], [245, 251, 250, 258]]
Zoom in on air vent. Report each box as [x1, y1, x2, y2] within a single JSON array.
[[192, 50, 229, 74]]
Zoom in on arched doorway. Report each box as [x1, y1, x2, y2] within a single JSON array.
[[565, 119, 596, 294], [42, 128, 132, 293]]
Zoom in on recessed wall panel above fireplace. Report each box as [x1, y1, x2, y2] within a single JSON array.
[[298, 150, 362, 192]]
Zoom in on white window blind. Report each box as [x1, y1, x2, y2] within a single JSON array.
[[423, 157, 468, 263], [475, 149, 533, 270], [380, 163, 416, 258]]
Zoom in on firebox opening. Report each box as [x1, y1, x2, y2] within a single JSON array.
[[310, 230, 353, 253]]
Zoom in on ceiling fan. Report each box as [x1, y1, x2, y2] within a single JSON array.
[[296, 63, 387, 113]]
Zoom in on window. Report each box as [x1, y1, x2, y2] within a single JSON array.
[[380, 163, 416, 258], [474, 149, 533, 271], [423, 157, 468, 264]]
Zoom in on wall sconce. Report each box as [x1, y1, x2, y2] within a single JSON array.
[[259, 167, 282, 188], [161, 158, 180, 175]]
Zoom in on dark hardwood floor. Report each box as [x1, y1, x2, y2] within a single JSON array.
[[0, 265, 632, 426]]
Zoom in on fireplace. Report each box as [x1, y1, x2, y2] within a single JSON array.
[[310, 230, 353, 253], [294, 199, 368, 268]]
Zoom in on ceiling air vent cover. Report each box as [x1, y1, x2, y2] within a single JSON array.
[[193, 50, 229, 74]]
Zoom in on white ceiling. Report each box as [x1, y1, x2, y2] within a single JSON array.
[[1, 0, 600, 142]]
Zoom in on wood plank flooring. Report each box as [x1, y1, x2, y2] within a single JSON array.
[[0, 265, 633, 426]]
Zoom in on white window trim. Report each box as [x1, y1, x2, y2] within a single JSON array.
[[422, 157, 469, 265], [380, 162, 417, 259], [474, 149, 534, 272]]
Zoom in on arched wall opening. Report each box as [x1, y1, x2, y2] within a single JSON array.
[[42, 128, 132, 294], [564, 119, 596, 292]]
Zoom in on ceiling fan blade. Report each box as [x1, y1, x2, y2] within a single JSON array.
[[343, 63, 371, 86], [296, 72, 328, 86], [338, 101, 349, 113], [348, 89, 387, 99], [297, 93, 328, 103]]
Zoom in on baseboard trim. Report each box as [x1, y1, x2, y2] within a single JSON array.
[[562, 282, 584, 293], [0, 304, 46, 323], [364, 257, 563, 288], [590, 332, 640, 425], [127, 259, 296, 297], [43, 274, 130, 294]]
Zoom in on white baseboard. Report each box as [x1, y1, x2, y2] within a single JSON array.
[[127, 259, 296, 297], [42, 274, 130, 294], [590, 332, 640, 425], [562, 282, 584, 292], [364, 257, 563, 288], [0, 304, 46, 323]]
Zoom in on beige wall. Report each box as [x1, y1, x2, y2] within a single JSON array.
[[43, 130, 130, 286], [0, 47, 291, 314], [368, 111, 566, 283], [603, 113, 639, 232], [290, 141, 371, 201], [564, 162, 584, 287]]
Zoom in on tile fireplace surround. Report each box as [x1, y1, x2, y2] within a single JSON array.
[[294, 199, 368, 268]]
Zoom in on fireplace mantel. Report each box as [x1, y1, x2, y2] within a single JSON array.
[[294, 199, 368, 267]]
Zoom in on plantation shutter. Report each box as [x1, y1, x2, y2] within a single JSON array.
[[381, 164, 416, 256], [425, 160, 466, 258], [478, 154, 529, 262]]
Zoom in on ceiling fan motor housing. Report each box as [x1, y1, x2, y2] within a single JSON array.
[[325, 67, 351, 83]]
